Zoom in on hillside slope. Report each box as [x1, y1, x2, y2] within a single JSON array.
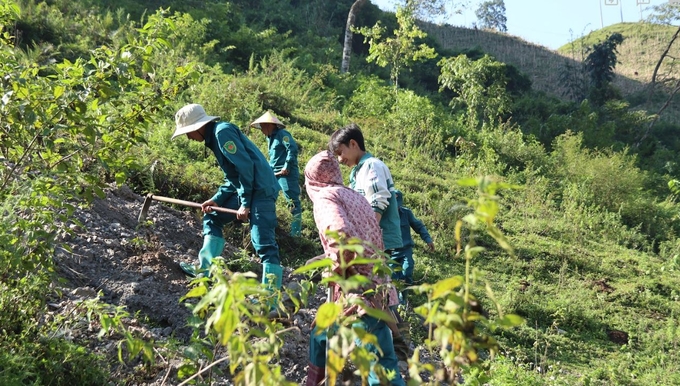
[[421, 22, 573, 97], [422, 21, 679, 103], [560, 22, 680, 96]]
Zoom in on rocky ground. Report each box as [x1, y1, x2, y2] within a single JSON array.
[[50, 185, 438, 385]]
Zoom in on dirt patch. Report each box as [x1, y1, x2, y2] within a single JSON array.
[[55, 186, 204, 341], [53, 185, 321, 384], [606, 329, 629, 345], [591, 278, 614, 294]]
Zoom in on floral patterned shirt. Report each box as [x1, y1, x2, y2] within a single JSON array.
[[304, 151, 399, 315]]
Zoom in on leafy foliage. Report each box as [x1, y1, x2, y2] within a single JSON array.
[[584, 32, 624, 105], [670, 179, 680, 196], [180, 267, 302, 385], [646, 2, 680, 25], [355, 6, 437, 89], [0, 4, 193, 383], [558, 57, 589, 102], [407, 176, 524, 384], [438, 54, 511, 129], [475, 0, 507, 32], [343, 74, 396, 118]]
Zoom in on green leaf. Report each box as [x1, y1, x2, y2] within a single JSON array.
[[465, 246, 486, 255], [53, 86, 64, 98], [487, 226, 513, 254], [315, 302, 341, 330], [181, 285, 207, 300], [93, 185, 106, 199], [177, 364, 197, 380], [360, 306, 394, 323], [117, 342, 124, 363], [156, 38, 171, 48], [293, 258, 332, 274], [217, 308, 238, 345], [114, 171, 126, 185], [142, 343, 154, 363], [182, 346, 201, 361], [348, 258, 382, 266], [498, 314, 525, 328], [327, 349, 345, 385], [456, 177, 479, 187], [349, 346, 374, 378], [431, 276, 463, 300], [463, 213, 478, 226], [669, 179, 680, 195]]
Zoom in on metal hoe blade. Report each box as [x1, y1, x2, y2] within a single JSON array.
[[137, 193, 154, 224]]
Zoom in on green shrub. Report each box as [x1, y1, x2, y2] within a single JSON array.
[[343, 75, 395, 118], [658, 237, 680, 271], [385, 89, 450, 159], [511, 92, 575, 149], [548, 132, 664, 241], [0, 8, 187, 384], [477, 123, 548, 175]]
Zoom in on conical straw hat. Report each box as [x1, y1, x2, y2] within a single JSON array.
[[250, 111, 285, 129]]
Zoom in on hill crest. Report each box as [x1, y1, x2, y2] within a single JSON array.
[[422, 21, 679, 101]]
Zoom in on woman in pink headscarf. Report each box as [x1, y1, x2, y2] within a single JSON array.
[[303, 151, 404, 386]]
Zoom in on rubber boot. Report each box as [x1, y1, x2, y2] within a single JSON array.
[[393, 321, 412, 362], [393, 334, 410, 363], [268, 281, 302, 319], [180, 235, 225, 277], [199, 235, 226, 270], [290, 213, 302, 237], [262, 262, 283, 290], [305, 363, 325, 386], [399, 287, 409, 306], [262, 262, 284, 313]]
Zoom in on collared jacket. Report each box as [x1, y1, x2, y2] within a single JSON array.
[[204, 121, 279, 208], [267, 128, 299, 176], [349, 153, 403, 251]]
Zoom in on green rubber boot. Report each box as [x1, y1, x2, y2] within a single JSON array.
[[179, 262, 198, 277], [262, 262, 283, 290], [262, 263, 283, 312], [180, 235, 225, 277], [290, 213, 302, 237]]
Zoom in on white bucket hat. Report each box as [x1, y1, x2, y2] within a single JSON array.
[[249, 111, 285, 130], [172, 104, 220, 140]]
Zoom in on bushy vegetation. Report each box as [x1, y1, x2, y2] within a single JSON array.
[[2, 0, 680, 384]]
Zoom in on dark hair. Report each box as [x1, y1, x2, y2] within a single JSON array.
[[328, 123, 365, 152]]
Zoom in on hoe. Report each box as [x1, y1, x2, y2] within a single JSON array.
[[138, 193, 238, 223]]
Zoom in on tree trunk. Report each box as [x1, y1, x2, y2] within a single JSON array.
[[648, 25, 680, 101], [637, 25, 680, 147], [341, 0, 367, 74]]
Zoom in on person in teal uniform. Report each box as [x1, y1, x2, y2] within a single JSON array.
[[391, 189, 435, 303], [171, 103, 283, 292], [250, 111, 302, 237]]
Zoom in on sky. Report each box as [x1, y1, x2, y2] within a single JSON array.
[[371, 0, 670, 50]]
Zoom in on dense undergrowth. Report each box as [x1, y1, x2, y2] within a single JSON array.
[[2, 0, 680, 384]]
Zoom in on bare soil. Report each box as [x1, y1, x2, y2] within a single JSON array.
[[52, 185, 323, 385]]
